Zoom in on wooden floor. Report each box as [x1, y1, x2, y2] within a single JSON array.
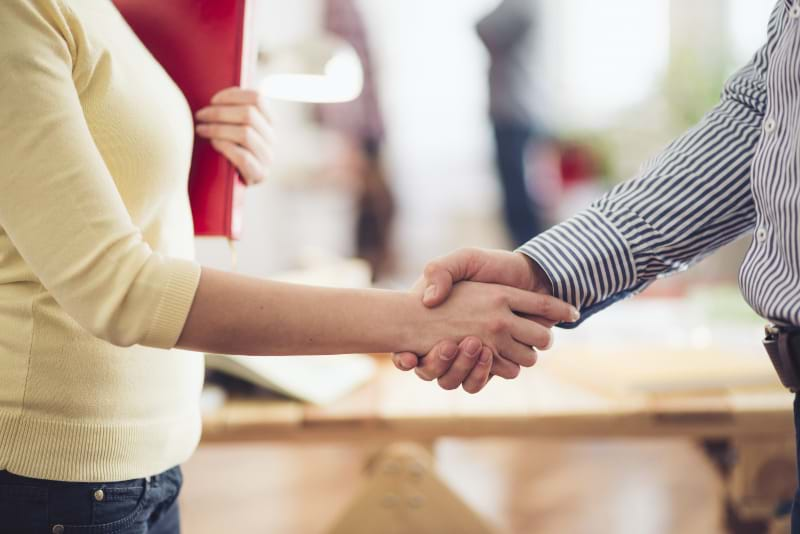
[[179, 437, 730, 534]]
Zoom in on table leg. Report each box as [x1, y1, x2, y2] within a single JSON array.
[[703, 438, 795, 534], [327, 441, 495, 534]]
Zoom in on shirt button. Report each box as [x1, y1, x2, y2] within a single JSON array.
[[791, 4, 800, 18], [52, 526, 65, 534], [764, 117, 777, 133], [756, 226, 768, 242], [94, 489, 105, 501]]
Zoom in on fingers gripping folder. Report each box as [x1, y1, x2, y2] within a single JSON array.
[[113, 0, 256, 240]]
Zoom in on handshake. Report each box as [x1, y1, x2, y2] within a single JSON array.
[[391, 248, 579, 394]]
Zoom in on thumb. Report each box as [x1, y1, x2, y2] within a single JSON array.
[[421, 248, 483, 308], [421, 264, 455, 307], [392, 351, 420, 371]]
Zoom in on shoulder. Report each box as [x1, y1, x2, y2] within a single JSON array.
[[0, 0, 75, 47], [0, 0, 76, 65]]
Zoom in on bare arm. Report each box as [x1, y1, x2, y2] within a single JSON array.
[[178, 268, 424, 355], [177, 267, 576, 359]]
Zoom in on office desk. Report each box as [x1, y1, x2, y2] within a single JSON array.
[[202, 346, 793, 534]]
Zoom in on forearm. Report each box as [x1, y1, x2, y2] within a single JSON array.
[[177, 267, 432, 356], [517, 20, 775, 319], [520, 98, 761, 316]]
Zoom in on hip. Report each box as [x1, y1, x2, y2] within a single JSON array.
[[0, 465, 183, 534]]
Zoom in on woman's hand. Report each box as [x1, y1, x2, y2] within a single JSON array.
[[412, 281, 569, 374], [194, 87, 274, 186]]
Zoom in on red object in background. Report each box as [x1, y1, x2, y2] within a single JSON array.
[[559, 143, 598, 190], [113, 0, 255, 239]]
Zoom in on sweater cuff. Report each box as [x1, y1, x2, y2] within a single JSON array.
[[142, 259, 201, 349], [516, 208, 638, 313]]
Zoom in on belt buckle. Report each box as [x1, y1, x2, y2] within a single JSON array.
[[763, 323, 800, 393], [765, 323, 781, 339]]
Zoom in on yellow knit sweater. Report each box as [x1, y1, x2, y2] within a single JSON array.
[[0, 0, 204, 482]]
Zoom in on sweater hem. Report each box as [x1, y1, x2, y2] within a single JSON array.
[[0, 408, 201, 482]]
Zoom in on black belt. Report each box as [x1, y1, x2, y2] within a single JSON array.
[[763, 324, 800, 393]]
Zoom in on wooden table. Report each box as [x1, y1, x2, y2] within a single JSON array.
[[202, 336, 795, 534]]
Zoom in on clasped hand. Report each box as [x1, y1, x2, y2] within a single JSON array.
[[395, 248, 579, 393]]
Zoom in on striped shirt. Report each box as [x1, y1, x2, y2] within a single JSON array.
[[518, 0, 800, 328]]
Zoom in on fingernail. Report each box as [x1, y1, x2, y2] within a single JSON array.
[[440, 344, 457, 361], [195, 124, 207, 132], [423, 285, 437, 302], [570, 307, 580, 321], [464, 339, 481, 357], [479, 350, 490, 364]]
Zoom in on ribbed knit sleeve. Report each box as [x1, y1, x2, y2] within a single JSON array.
[[0, 0, 200, 349]]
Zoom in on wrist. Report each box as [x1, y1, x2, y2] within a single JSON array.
[[516, 252, 554, 296], [395, 291, 435, 354]]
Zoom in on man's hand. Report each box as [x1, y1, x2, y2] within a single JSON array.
[[392, 248, 578, 392], [421, 248, 555, 306], [194, 87, 274, 186]]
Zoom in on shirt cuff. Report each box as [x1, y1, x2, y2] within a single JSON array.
[[516, 208, 643, 325]]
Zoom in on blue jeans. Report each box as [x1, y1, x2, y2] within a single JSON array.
[[492, 120, 542, 247], [0, 465, 182, 534]]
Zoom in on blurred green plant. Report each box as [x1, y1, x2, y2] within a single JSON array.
[[662, 46, 731, 130]]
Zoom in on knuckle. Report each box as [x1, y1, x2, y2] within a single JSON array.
[[540, 298, 554, 316], [243, 89, 260, 103], [229, 127, 243, 144], [230, 149, 245, 167], [244, 126, 257, 146], [245, 107, 258, 125], [487, 318, 508, 335], [246, 154, 263, 176], [491, 292, 509, 309], [423, 261, 442, 279], [462, 247, 481, 258]]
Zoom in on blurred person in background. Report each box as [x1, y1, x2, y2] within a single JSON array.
[[316, 0, 395, 279], [477, 0, 547, 247]]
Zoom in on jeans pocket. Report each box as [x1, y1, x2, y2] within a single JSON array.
[[92, 484, 147, 528], [60, 482, 147, 534], [0, 484, 48, 534]]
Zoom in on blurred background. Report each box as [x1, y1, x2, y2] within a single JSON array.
[[185, 0, 782, 533], [196, 0, 771, 292]]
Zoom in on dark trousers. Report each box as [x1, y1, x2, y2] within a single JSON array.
[[793, 395, 800, 533], [492, 120, 542, 247], [0, 465, 182, 534]]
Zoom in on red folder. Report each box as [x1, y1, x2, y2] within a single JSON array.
[[113, 0, 255, 239]]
